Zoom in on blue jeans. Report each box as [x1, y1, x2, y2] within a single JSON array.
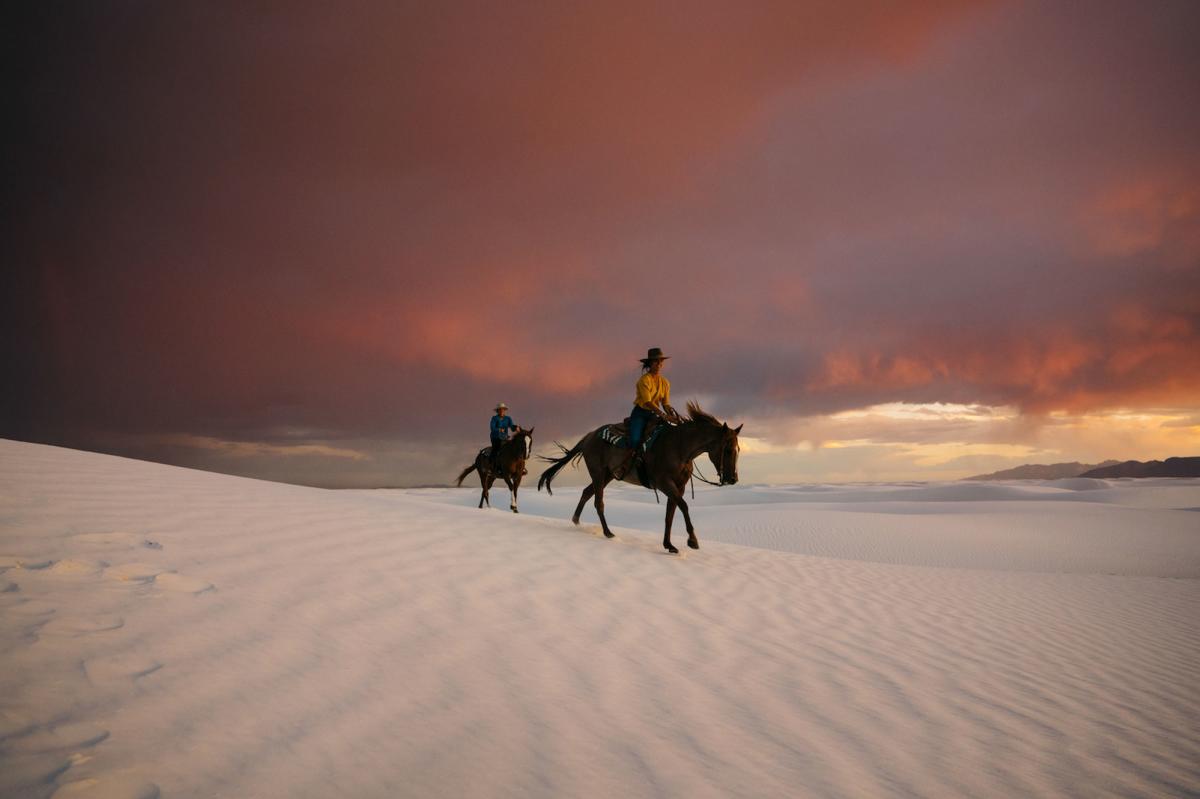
[[627, 405, 655, 450]]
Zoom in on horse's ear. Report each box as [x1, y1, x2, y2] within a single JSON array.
[[527, 426, 535, 434], [723, 422, 729, 430], [735, 424, 743, 434]]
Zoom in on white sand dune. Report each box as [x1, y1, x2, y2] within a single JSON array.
[[2, 440, 1199, 798]]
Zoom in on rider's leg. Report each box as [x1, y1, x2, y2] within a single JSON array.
[[615, 406, 650, 480], [628, 409, 647, 450]]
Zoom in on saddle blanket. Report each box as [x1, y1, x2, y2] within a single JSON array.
[[599, 419, 664, 453]]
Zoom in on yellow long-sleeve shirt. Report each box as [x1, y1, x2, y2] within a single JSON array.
[[634, 373, 670, 410]]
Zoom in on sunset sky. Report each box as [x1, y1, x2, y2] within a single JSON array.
[[7, 1, 1200, 486]]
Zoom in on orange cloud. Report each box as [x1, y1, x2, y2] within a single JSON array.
[[156, 434, 370, 461], [1077, 172, 1200, 265], [806, 308, 1200, 414]]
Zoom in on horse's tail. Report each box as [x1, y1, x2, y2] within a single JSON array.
[[537, 436, 587, 495], [455, 462, 478, 487]]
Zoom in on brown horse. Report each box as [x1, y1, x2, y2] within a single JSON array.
[[456, 427, 535, 512], [537, 403, 741, 553]]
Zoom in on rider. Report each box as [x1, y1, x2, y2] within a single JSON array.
[[615, 348, 681, 479], [489, 402, 517, 471]]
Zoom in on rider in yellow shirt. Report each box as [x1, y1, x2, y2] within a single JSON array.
[[616, 348, 681, 479]]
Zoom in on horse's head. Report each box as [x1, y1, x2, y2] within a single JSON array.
[[709, 422, 742, 485], [513, 426, 534, 460]]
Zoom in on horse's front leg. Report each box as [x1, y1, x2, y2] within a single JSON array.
[[506, 474, 520, 513], [663, 484, 698, 550], [677, 494, 698, 549], [663, 497, 679, 554]]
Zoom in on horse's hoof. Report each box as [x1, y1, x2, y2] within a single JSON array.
[[571, 517, 581, 525], [511, 508, 519, 514], [688, 540, 699, 550], [604, 531, 615, 539], [666, 545, 679, 554]]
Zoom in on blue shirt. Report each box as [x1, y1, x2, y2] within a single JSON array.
[[490, 414, 516, 441]]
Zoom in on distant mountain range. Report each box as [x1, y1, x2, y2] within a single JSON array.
[[967, 458, 1200, 480], [1080, 457, 1200, 478], [966, 461, 1120, 480]]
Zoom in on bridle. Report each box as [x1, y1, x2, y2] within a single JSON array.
[[692, 428, 736, 487]]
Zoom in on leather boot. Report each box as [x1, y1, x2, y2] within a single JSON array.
[[613, 448, 638, 480]]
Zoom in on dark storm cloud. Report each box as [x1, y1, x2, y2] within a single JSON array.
[[5, 1, 1199, 484]]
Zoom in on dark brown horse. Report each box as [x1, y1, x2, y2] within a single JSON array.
[[537, 403, 741, 553], [456, 427, 534, 512]]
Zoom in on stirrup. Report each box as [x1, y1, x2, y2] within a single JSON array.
[[614, 450, 637, 480]]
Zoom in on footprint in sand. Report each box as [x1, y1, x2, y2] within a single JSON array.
[[70, 532, 140, 548], [1, 599, 57, 643], [48, 559, 107, 578], [0, 753, 73, 796], [0, 709, 37, 741], [6, 721, 110, 754], [3, 598, 57, 618], [71, 533, 163, 552], [53, 773, 160, 798], [84, 654, 162, 684], [153, 573, 213, 594], [103, 563, 165, 584], [40, 615, 125, 637], [0, 555, 55, 571], [1, 579, 17, 593]]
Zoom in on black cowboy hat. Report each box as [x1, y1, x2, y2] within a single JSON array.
[[640, 347, 670, 364]]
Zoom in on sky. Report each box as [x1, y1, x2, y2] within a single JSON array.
[[6, 0, 1200, 487]]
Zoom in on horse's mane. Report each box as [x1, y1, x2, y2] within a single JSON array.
[[685, 401, 723, 428]]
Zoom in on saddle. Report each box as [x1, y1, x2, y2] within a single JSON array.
[[599, 417, 665, 488], [599, 417, 661, 450]]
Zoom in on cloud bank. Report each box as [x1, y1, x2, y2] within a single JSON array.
[[6, 1, 1199, 484]]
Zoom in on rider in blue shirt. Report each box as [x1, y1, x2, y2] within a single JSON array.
[[490, 402, 517, 470]]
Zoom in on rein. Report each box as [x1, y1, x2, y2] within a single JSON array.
[[692, 463, 722, 487], [681, 423, 728, 488]]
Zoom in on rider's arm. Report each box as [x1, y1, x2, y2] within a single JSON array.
[[659, 378, 679, 420]]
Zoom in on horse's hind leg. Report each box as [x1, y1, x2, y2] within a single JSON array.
[[663, 497, 679, 554], [481, 473, 494, 508], [572, 484, 596, 525], [592, 477, 615, 538]]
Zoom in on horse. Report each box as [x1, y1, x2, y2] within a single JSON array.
[[537, 402, 741, 553], [456, 426, 535, 513]]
